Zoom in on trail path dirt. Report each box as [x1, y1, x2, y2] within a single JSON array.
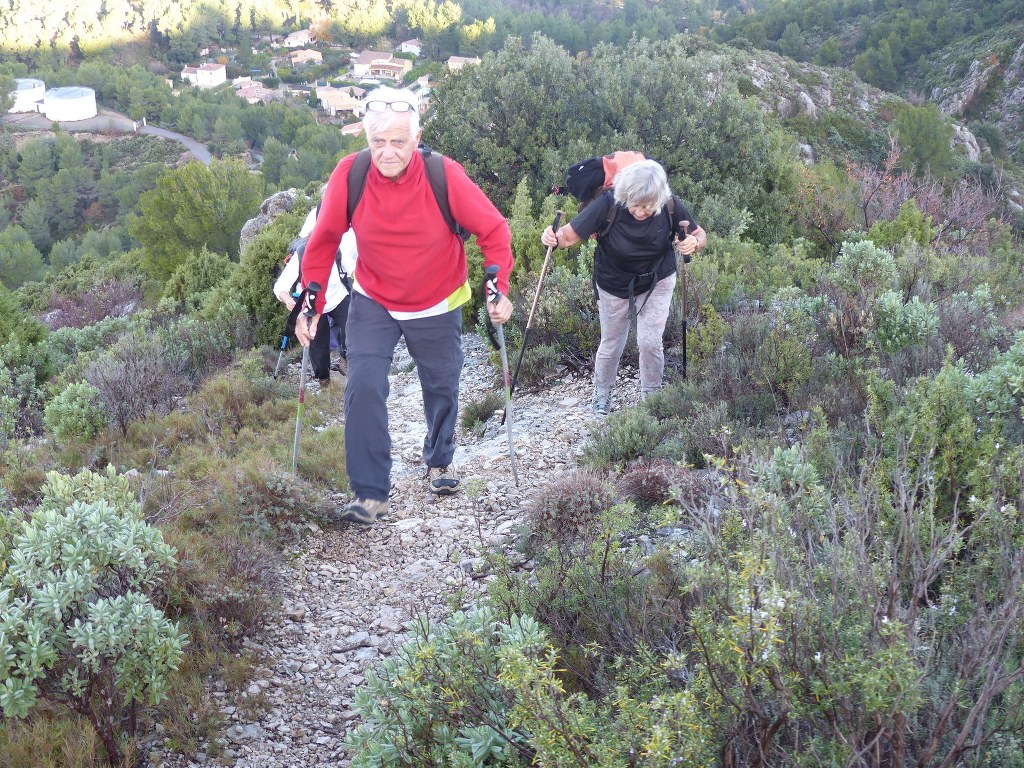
[[156, 334, 640, 767]]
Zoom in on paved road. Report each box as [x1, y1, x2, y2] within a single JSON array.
[[1, 108, 212, 165], [138, 124, 211, 164]]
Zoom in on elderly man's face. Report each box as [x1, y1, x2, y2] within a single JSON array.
[[367, 116, 421, 180]]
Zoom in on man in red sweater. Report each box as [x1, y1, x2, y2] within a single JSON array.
[[296, 86, 514, 525]]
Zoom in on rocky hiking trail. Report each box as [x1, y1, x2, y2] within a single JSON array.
[[156, 333, 640, 767]]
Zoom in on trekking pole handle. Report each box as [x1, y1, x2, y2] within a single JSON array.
[[677, 220, 693, 264], [303, 282, 322, 317], [484, 264, 500, 304], [483, 265, 500, 348], [549, 210, 563, 241]]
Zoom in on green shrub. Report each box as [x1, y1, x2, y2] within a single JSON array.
[[223, 206, 309, 346], [43, 381, 108, 443], [491, 266, 600, 378], [162, 247, 235, 314], [345, 606, 538, 767], [967, 333, 1024, 443], [155, 314, 241, 387], [161, 525, 276, 652], [694, 235, 820, 310], [460, 390, 505, 432], [0, 352, 46, 439], [0, 466, 187, 767], [0, 370, 19, 447], [695, 311, 782, 425], [874, 291, 938, 353], [235, 463, 330, 538], [581, 408, 676, 470], [43, 315, 133, 376], [938, 284, 1007, 372], [0, 282, 46, 349], [867, 198, 934, 249], [191, 369, 292, 439], [653, 398, 730, 468], [686, 304, 727, 371]]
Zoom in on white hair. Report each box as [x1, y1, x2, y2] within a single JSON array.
[[361, 86, 421, 136], [613, 160, 671, 212]]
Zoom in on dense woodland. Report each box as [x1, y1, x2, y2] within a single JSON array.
[[2, 0, 1024, 766]]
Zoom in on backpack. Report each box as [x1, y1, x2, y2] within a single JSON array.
[[283, 206, 352, 298], [564, 150, 646, 206], [347, 146, 469, 241]]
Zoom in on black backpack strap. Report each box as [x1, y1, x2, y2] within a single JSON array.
[[347, 149, 373, 223], [334, 248, 352, 292], [597, 202, 619, 239], [420, 147, 469, 241]]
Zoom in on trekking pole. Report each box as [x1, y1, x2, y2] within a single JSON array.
[[291, 282, 321, 474], [273, 298, 301, 380], [484, 265, 519, 487], [679, 221, 691, 380], [509, 210, 562, 399], [273, 333, 289, 380]]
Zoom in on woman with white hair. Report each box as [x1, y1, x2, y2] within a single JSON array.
[[542, 159, 707, 413]]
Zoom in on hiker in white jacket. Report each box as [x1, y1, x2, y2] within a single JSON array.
[[274, 207, 358, 385]]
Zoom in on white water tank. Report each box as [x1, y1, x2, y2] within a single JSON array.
[[8, 78, 45, 113], [42, 86, 97, 122]]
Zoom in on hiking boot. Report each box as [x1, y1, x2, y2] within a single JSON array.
[[591, 386, 612, 415], [317, 377, 331, 388], [327, 497, 388, 525], [426, 465, 460, 495], [331, 356, 348, 376]]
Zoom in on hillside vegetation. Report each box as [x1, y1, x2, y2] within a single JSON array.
[[719, 0, 1024, 157], [1, 9, 1024, 767]]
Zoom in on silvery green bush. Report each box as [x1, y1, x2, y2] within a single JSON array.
[[0, 466, 187, 766], [43, 380, 109, 442]]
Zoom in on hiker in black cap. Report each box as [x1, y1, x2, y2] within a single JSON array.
[[542, 159, 706, 413]]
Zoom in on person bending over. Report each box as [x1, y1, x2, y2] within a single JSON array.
[[542, 159, 706, 414]]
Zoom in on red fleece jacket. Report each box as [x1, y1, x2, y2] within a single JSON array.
[[301, 150, 513, 314]]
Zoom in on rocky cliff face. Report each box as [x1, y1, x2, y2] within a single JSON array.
[[738, 48, 985, 165], [238, 188, 310, 256], [928, 34, 1024, 158]]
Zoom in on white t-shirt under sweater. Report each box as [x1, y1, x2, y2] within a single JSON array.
[[273, 208, 357, 312]]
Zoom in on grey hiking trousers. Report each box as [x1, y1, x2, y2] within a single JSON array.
[[343, 292, 464, 502], [594, 273, 676, 396]]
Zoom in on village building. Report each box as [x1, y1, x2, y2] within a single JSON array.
[[446, 55, 481, 72], [281, 28, 314, 48], [235, 84, 277, 104], [397, 39, 422, 56], [317, 85, 366, 117], [289, 49, 323, 66], [181, 63, 227, 88], [351, 50, 413, 81]]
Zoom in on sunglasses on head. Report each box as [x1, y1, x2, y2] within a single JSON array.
[[365, 100, 415, 113]]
